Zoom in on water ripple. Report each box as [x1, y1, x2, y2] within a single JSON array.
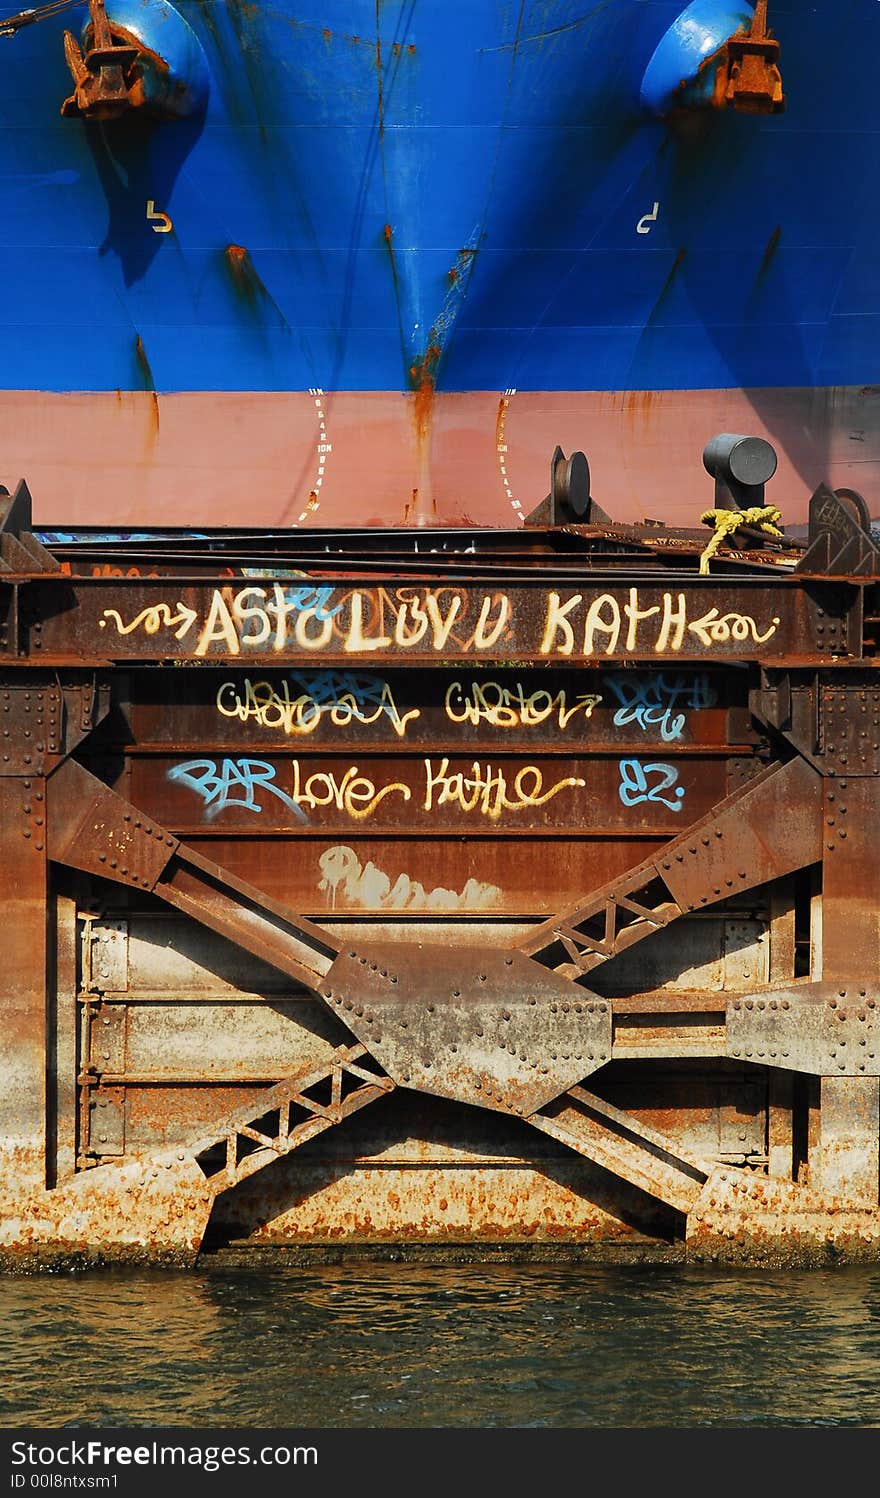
[[1, 1264, 880, 1427]]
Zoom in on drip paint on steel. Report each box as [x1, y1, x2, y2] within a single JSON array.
[[4, 467, 880, 1268]]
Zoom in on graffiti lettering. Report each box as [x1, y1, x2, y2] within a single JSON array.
[[100, 602, 198, 639], [318, 845, 502, 912], [168, 757, 308, 819], [217, 672, 420, 738], [687, 607, 780, 647], [445, 680, 602, 730], [289, 761, 410, 820], [603, 672, 717, 742], [197, 584, 343, 655], [91, 563, 162, 579], [538, 589, 777, 657], [618, 759, 685, 812], [169, 757, 410, 821], [423, 757, 585, 821], [172, 756, 593, 823], [98, 585, 781, 658]]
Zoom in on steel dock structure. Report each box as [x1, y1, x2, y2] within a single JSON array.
[[2, 446, 880, 1266]]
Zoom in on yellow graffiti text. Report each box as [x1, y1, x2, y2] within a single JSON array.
[[445, 679, 602, 729], [100, 602, 197, 639], [687, 608, 781, 647], [423, 757, 585, 821], [216, 678, 420, 738], [291, 761, 410, 821], [538, 588, 778, 656]]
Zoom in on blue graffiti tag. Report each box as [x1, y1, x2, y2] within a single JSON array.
[[298, 669, 387, 705], [282, 586, 341, 621], [291, 670, 411, 729], [239, 576, 342, 621], [618, 759, 685, 812], [168, 758, 308, 820], [603, 671, 716, 742]]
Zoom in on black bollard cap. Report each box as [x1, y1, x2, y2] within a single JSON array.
[[702, 434, 778, 488]]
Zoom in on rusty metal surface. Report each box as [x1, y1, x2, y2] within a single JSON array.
[[516, 756, 822, 976], [727, 986, 880, 1075], [10, 573, 861, 666], [715, 0, 785, 115], [0, 777, 48, 1205], [322, 945, 611, 1115], [2, 486, 880, 1264], [528, 1085, 709, 1215]]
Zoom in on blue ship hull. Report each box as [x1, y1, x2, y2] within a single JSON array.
[[0, 0, 877, 528]]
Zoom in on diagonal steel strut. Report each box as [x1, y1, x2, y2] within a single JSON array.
[[0, 1044, 396, 1262], [50, 755, 824, 1008], [515, 755, 823, 978], [44, 750, 825, 1225], [189, 1043, 395, 1198], [48, 756, 341, 993], [525, 1084, 710, 1215]]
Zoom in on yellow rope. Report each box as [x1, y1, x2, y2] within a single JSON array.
[[698, 504, 784, 575]]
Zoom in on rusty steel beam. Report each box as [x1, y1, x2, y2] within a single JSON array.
[[47, 755, 341, 992], [516, 754, 823, 976], [191, 1043, 395, 1197], [0, 776, 49, 1202], [7, 572, 863, 666], [1, 495, 880, 1263], [526, 1085, 709, 1215], [813, 774, 880, 1207]]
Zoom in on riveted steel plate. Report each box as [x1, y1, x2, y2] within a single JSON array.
[[322, 944, 611, 1114], [87, 1087, 125, 1156], [726, 985, 880, 1075], [0, 677, 63, 774], [48, 756, 178, 890], [820, 682, 880, 776], [88, 922, 128, 995], [88, 1003, 127, 1073]]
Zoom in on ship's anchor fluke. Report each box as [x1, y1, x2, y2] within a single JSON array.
[[640, 1, 784, 121], [60, 0, 156, 120], [718, 0, 785, 114]]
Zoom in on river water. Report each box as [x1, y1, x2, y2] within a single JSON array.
[[2, 1260, 880, 1429]]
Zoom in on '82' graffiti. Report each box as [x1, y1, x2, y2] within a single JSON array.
[[618, 759, 685, 812]]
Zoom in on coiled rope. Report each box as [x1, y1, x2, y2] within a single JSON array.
[[698, 504, 784, 575]]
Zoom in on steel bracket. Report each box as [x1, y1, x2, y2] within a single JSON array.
[[726, 984, 880, 1075], [795, 483, 880, 578], [0, 675, 64, 775], [87, 923, 129, 997], [0, 480, 61, 576], [819, 679, 880, 776], [48, 755, 179, 889], [750, 670, 880, 776], [88, 999, 128, 1074]]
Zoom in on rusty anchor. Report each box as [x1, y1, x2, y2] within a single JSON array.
[[60, 0, 157, 120], [717, 0, 785, 115]]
